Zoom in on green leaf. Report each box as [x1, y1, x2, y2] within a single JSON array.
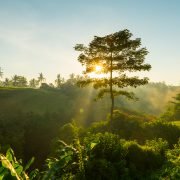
[[24, 157, 35, 171], [14, 164, 23, 175], [0, 155, 21, 180], [1, 156, 16, 176], [65, 155, 72, 162], [6, 149, 15, 163], [29, 169, 39, 179]]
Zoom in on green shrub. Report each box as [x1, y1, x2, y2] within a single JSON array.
[[143, 121, 180, 146]]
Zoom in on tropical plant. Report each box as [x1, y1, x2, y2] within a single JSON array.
[[0, 148, 38, 180], [43, 139, 85, 180]]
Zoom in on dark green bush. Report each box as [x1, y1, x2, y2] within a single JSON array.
[[88, 111, 180, 146]]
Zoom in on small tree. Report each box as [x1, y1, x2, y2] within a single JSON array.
[[29, 78, 39, 88], [38, 73, 45, 85], [12, 75, 27, 87], [12, 75, 18, 87], [75, 29, 151, 121], [3, 78, 11, 87], [55, 74, 64, 88]]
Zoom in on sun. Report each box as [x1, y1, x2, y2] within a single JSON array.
[[88, 65, 105, 79], [95, 65, 102, 72]]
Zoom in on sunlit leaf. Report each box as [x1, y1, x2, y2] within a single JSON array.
[[90, 143, 97, 150]]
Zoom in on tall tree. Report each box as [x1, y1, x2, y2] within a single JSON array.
[[67, 73, 77, 85], [75, 29, 151, 121], [3, 78, 11, 87], [12, 75, 27, 87], [55, 74, 64, 88], [12, 75, 18, 86], [29, 78, 39, 88], [38, 73, 45, 85]]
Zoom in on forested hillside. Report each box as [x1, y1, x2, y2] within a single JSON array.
[[0, 80, 179, 172], [0, 82, 179, 118]]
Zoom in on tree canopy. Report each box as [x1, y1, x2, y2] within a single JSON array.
[[75, 29, 151, 121]]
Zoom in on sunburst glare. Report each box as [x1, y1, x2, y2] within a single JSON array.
[[95, 65, 102, 72], [88, 65, 107, 79]]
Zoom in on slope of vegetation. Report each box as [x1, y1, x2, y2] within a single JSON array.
[[0, 83, 179, 179], [0, 111, 180, 179], [0, 82, 179, 116], [0, 81, 179, 169]]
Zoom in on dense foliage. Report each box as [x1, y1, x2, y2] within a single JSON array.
[[1, 119, 179, 179], [44, 133, 180, 179], [0, 80, 179, 170], [0, 73, 179, 179]]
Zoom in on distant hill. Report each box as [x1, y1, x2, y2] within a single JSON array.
[[0, 87, 68, 114], [0, 83, 179, 124]]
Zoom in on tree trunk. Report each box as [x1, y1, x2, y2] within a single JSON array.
[[110, 88, 114, 121], [110, 51, 114, 122]]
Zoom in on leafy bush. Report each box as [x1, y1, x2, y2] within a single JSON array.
[[1, 136, 179, 179], [162, 140, 180, 179], [88, 111, 180, 146], [142, 121, 180, 146], [43, 133, 174, 179], [43, 139, 85, 180]]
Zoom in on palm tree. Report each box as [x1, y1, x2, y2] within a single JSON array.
[[38, 73, 45, 85]]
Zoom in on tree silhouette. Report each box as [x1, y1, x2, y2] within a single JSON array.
[[12, 75, 27, 87], [12, 75, 18, 86], [38, 73, 45, 85], [29, 78, 39, 88], [3, 78, 11, 87], [75, 29, 151, 121], [55, 74, 64, 88]]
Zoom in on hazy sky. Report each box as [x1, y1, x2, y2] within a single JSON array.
[[0, 0, 179, 85]]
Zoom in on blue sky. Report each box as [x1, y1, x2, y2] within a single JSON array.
[[0, 0, 179, 85]]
